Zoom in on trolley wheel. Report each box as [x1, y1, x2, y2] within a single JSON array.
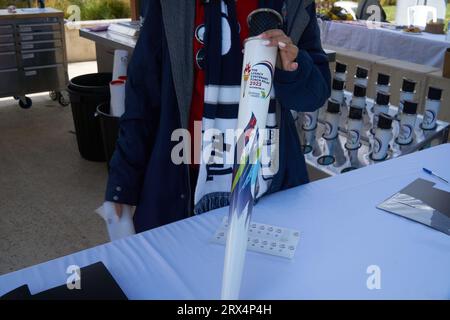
[[49, 91, 58, 101], [13, 96, 20, 100], [58, 90, 70, 107], [19, 97, 32, 109]]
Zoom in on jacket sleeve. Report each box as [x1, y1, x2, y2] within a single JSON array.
[[105, 0, 162, 205], [274, 2, 331, 112]]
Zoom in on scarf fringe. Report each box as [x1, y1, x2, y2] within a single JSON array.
[[194, 192, 231, 215]]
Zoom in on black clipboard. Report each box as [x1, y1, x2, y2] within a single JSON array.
[[1, 262, 128, 300]]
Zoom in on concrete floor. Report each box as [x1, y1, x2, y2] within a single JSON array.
[[0, 62, 109, 276]]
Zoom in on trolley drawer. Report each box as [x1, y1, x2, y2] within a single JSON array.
[[0, 34, 14, 44], [0, 25, 13, 35], [18, 23, 61, 34], [0, 43, 15, 53], [20, 48, 64, 68], [20, 39, 62, 51], [23, 65, 66, 93], [17, 15, 60, 24], [0, 68, 20, 95], [20, 31, 61, 42], [0, 51, 17, 70]]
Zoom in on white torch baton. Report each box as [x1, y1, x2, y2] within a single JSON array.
[[221, 8, 283, 300]]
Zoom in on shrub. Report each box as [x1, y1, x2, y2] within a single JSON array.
[[0, 0, 131, 20], [77, 0, 131, 21]]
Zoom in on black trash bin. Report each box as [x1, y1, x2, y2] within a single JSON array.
[[68, 73, 112, 162], [97, 102, 120, 168]]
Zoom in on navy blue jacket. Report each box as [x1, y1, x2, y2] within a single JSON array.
[[106, 0, 331, 233]]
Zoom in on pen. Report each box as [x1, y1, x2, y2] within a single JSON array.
[[423, 168, 449, 184]]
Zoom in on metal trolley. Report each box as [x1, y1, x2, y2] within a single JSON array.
[[0, 7, 69, 108]]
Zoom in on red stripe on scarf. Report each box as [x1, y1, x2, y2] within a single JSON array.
[[189, 0, 258, 166]]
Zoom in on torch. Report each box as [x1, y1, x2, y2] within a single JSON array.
[[221, 8, 283, 300]]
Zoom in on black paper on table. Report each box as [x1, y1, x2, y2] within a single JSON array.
[[378, 178, 450, 236], [1, 285, 32, 300], [401, 179, 450, 218], [1, 262, 128, 300]]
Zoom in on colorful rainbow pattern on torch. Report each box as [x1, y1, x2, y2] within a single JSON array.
[[229, 113, 262, 220]]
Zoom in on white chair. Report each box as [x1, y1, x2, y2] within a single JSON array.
[[407, 5, 438, 27], [334, 1, 358, 20], [395, 0, 445, 26], [396, 0, 418, 25], [424, 0, 447, 21]]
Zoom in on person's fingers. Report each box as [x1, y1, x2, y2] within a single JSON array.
[[260, 31, 298, 72], [279, 46, 297, 64], [289, 62, 299, 72], [262, 35, 292, 47], [279, 43, 299, 71], [278, 41, 297, 51], [114, 203, 123, 218], [280, 51, 294, 71], [260, 29, 285, 39], [278, 41, 287, 49], [279, 42, 298, 58], [281, 54, 298, 71], [280, 35, 293, 45]]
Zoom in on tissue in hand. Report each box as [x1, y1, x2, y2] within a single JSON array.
[[96, 202, 136, 241]]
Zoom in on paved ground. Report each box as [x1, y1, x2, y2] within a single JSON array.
[[0, 61, 109, 276]]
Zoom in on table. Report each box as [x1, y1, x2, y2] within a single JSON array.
[[79, 28, 136, 74], [79, 28, 337, 75], [1, 144, 450, 300], [320, 20, 449, 68]]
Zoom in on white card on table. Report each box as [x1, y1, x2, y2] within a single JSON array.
[[211, 217, 301, 259]]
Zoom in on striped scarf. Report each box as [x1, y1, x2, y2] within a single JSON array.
[[194, 0, 281, 214]]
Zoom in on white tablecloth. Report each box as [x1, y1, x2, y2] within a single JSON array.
[[1, 144, 450, 300], [320, 20, 449, 68]]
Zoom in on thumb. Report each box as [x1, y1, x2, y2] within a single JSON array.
[[114, 203, 123, 219]]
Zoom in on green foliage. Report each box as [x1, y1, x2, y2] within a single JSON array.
[[380, 0, 397, 6], [0, 0, 131, 20], [76, 0, 130, 21], [0, 0, 31, 7], [383, 5, 396, 22]]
